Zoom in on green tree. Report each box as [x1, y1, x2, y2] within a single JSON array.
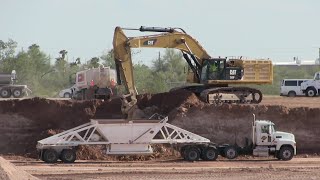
[[88, 57, 100, 68], [101, 49, 115, 68]]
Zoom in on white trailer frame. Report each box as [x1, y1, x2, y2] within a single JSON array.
[[37, 116, 210, 155]]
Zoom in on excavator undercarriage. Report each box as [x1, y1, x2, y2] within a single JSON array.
[[173, 85, 262, 105]]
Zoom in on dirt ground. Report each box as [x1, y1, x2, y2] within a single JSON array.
[[261, 95, 320, 108], [8, 157, 320, 180]]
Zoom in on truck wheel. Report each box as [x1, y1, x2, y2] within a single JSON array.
[[63, 92, 71, 98], [60, 149, 76, 163], [180, 146, 188, 160], [12, 89, 23, 98], [184, 146, 200, 161], [201, 147, 218, 161], [0, 89, 11, 98], [42, 149, 59, 163], [288, 91, 296, 97], [278, 146, 294, 161], [306, 88, 316, 97], [224, 146, 238, 159]]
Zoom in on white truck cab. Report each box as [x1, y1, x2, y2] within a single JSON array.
[[252, 119, 296, 160], [300, 71, 320, 97]]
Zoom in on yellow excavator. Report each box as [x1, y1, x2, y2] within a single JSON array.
[[113, 26, 273, 118]]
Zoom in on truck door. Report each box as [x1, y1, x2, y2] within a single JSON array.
[[315, 72, 320, 95], [257, 124, 272, 146]]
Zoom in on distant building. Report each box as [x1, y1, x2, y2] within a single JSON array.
[[274, 48, 320, 67]]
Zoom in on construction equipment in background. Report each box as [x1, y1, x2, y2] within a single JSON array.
[[113, 26, 273, 117], [72, 65, 117, 100], [281, 72, 320, 97], [36, 114, 296, 163], [0, 70, 31, 98]]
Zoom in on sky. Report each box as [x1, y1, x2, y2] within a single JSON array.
[[1, 0, 320, 65]]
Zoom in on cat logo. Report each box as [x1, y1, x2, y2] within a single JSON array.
[[230, 69, 237, 75], [261, 136, 267, 141], [143, 39, 157, 46]]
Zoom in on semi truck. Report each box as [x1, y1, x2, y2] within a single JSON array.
[[300, 71, 320, 97], [71, 66, 117, 100], [0, 70, 30, 98], [37, 114, 296, 163]]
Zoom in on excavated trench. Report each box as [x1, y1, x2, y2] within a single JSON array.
[[0, 90, 319, 159]]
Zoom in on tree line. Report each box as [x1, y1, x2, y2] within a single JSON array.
[[1, 39, 319, 97], [0, 39, 187, 97]]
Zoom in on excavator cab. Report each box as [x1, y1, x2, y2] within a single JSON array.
[[200, 58, 243, 83]]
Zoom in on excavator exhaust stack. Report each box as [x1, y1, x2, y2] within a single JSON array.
[[139, 26, 175, 33]]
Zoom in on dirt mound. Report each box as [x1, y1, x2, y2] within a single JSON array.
[[0, 90, 319, 159], [75, 144, 178, 161], [137, 89, 204, 119], [0, 156, 38, 180]]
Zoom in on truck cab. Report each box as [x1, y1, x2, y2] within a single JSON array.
[[253, 120, 296, 160], [300, 71, 320, 97], [200, 58, 243, 82]]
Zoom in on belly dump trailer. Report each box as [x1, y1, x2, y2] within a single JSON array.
[[37, 115, 296, 163]]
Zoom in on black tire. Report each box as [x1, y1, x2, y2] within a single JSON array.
[[201, 147, 218, 161], [42, 149, 59, 163], [184, 146, 200, 161], [0, 89, 11, 98], [278, 146, 294, 161], [12, 88, 23, 98], [60, 149, 76, 163], [306, 88, 317, 97], [180, 146, 188, 160], [63, 92, 71, 98], [224, 146, 238, 160], [288, 91, 296, 97]]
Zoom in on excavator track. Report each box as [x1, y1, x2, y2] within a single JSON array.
[[199, 87, 263, 105]]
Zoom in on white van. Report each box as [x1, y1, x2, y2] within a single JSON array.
[[280, 79, 308, 97]]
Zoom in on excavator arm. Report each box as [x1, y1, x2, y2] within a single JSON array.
[[113, 27, 138, 119], [113, 26, 212, 118]]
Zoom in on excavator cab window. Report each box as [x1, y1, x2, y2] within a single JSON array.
[[201, 59, 227, 81]]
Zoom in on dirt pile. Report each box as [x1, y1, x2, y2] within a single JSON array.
[[0, 90, 319, 159], [0, 156, 38, 180], [75, 144, 178, 161]]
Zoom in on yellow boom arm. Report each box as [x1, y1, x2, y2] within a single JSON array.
[[113, 26, 212, 118]]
